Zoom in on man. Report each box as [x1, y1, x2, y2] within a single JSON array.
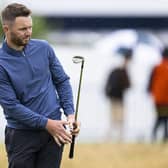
[[0, 3, 80, 168], [105, 48, 132, 141], [148, 47, 168, 142]]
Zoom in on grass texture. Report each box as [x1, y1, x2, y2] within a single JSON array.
[[1, 143, 168, 168]]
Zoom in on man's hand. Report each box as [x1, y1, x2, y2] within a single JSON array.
[[46, 119, 72, 146], [67, 114, 80, 136]]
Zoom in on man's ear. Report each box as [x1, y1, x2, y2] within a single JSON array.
[[2, 24, 9, 34]]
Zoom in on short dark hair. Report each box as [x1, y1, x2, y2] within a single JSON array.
[[1, 3, 31, 24], [117, 47, 133, 59], [124, 48, 132, 59], [162, 47, 168, 58]]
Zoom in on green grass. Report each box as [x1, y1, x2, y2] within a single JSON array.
[[1, 143, 168, 168]]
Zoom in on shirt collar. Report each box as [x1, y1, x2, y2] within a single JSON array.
[[2, 41, 28, 57]]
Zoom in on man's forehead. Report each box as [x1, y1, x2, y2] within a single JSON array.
[[14, 16, 32, 26], [15, 16, 32, 22]]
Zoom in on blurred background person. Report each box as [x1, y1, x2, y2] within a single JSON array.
[[105, 48, 132, 141], [148, 46, 168, 143]]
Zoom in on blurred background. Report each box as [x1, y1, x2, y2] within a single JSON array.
[[1, 0, 168, 167]]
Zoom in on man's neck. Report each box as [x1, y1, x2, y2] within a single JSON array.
[[6, 40, 24, 51]]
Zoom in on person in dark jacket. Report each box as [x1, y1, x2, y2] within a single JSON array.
[[148, 47, 168, 142], [105, 48, 132, 141], [0, 3, 80, 168]]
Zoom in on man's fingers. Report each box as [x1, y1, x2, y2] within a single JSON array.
[[53, 136, 62, 146], [60, 131, 72, 143], [54, 127, 72, 144], [71, 122, 81, 135], [46, 119, 73, 144], [53, 134, 72, 145], [58, 135, 71, 144]]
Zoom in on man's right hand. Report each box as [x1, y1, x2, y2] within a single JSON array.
[[45, 119, 72, 146]]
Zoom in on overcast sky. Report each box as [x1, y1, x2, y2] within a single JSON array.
[[1, 0, 168, 17]]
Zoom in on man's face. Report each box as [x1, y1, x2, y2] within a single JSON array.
[[5, 16, 32, 47]]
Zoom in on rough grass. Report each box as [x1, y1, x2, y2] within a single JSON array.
[[1, 143, 168, 168]]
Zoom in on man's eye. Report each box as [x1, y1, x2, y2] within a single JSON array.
[[19, 28, 26, 31]]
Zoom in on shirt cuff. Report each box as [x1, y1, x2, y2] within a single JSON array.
[[38, 116, 48, 129]]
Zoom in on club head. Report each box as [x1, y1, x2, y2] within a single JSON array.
[[72, 56, 84, 64]]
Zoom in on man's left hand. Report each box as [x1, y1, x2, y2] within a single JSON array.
[[67, 114, 80, 136]]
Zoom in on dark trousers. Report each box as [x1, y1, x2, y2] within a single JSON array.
[[152, 106, 168, 142], [5, 127, 64, 168], [152, 117, 168, 142]]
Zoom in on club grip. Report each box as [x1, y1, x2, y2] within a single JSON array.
[[69, 135, 76, 159]]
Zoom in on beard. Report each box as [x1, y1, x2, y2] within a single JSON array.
[[10, 32, 31, 47]]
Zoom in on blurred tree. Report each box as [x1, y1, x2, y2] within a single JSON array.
[[0, 24, 3, 43], [32, 16, 49, 39]]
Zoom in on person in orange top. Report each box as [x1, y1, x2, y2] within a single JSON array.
[[148, 47, 168, 142]]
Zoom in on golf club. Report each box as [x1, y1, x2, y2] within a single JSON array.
[[69, 56, 85, 159]]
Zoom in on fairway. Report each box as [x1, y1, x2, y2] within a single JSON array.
[[1, 143, 168, 168]]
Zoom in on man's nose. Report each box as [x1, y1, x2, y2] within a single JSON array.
[[25, 28, 32, 36]]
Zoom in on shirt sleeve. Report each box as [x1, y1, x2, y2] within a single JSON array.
[[0, 65, 48, 129], [47, 45, 75, 116]]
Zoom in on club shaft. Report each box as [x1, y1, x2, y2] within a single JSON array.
[[75, 61, 84, 121], [69, 59, 84, 159]]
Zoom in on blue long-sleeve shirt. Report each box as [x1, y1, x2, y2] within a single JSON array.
[[0, 39, 74, 129]]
